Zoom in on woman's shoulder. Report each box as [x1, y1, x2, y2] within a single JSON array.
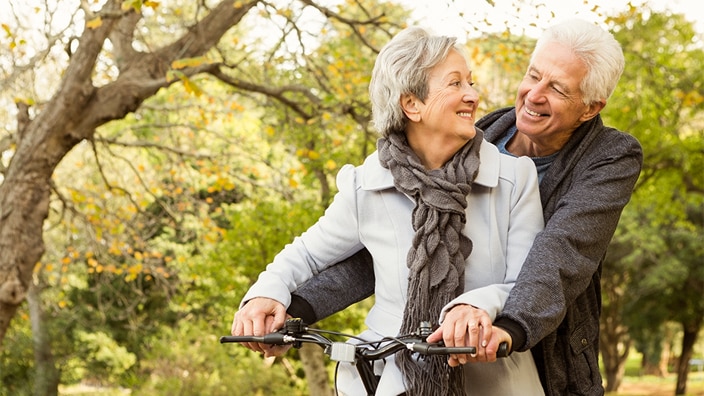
[[335, 151, 394, 192], [475, 140, 537, 188]]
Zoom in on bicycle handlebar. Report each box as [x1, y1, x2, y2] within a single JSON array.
[[219, 318, 510, 361]]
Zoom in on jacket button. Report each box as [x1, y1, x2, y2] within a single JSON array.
[[581, 338, 588, 346]]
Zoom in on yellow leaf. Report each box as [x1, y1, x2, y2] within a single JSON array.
[[86, 17, 103, 29], [165, 69, 181, 83], [171, 56, 210, 70], [121, 0, 142, 12], [182, 76, 203, 96]]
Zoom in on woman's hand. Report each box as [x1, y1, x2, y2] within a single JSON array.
[[231, 297, 291, 357], [426, 304, 495, 366]]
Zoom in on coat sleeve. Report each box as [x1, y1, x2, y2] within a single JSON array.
[[288, 248, 374, 324], [439, 155, 544, 321], [241, 165, 364, 309]]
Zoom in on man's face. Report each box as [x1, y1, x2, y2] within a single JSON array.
[[514, 41, 602, 151]]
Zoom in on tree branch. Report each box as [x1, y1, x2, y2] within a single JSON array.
[[209, 67, 318, 119]]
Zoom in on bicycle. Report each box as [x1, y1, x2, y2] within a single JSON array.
[[220, 318, 509, 395]]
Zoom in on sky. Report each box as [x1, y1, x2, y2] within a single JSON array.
[[407, 0, 704, 41]]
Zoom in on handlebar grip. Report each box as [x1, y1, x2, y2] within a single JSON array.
[[412, 342, 510, 357], [497, 341, 510, 358], [411, 344, 476, 355], [219, 333, 287, 344]]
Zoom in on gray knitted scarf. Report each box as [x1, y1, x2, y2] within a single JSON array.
[[377, 131, 482, 396]]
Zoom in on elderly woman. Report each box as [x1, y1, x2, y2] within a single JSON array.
[[232, 27, 545, 395]]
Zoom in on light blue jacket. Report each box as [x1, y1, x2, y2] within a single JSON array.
[[243, 139, 545, 394]]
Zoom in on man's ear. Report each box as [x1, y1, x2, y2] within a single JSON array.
[[579, 99, 606, 122], [401, 93, 421, 122]]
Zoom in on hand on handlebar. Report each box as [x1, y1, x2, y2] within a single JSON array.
[[231, 297, 292, 357], [426, 304, 498, 366]]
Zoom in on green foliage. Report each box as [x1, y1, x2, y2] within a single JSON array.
[[600, 6, 704, 379], [133, 320, 305, 396], [215, 197, 324, 300], [69, 331, 137, 385], [0, 314, 34, 396]]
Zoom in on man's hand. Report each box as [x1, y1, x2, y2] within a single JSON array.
[[425, 304, 494, 366], [485, 325, 513, 360], [231, 297, 291, 357]]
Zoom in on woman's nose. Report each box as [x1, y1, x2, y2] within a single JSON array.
[[463, 88, 479, 103]]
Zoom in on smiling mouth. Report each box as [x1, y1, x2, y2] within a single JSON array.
[[457, 112, 473, 119], [525, 108, 544, 117]]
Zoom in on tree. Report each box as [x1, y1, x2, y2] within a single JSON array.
[[599, 6, 704, 393], [0, 0, 405, 348], [0, 0, 407, 393], [0, 0, 248, 346]]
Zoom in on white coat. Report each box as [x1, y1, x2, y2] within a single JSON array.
[[243, 140, 545, 395]]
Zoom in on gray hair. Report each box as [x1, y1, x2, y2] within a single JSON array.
[[369, 27, 465, 137], [532, 19, 625, 105]]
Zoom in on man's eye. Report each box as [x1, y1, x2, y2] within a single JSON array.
[[552, 86, 565, 96]]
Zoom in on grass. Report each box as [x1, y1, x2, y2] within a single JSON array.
[[59, 373, 704, 396], [59, 354, 704, 395], [610, 372, 704, 395], [606, 350, 704, 396]]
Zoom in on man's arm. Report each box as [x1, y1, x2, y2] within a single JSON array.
[[495, 129, 643, 351], [287, 248, 375, 324]]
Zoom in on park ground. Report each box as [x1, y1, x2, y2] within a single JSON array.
[[59, 372, 704, 395], [608, 372, 704, 396]]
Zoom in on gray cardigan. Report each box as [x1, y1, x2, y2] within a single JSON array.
[[288, 107, 643, 396]]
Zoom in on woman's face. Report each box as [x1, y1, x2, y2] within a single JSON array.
[[409, 49, 479, 144], [514, 41, 602, 151]]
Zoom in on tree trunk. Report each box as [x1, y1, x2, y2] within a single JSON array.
[[600, 320, 630, 393], [600, 267, 630, 393], [298, 342, 333, 396], [675, 320, 702, 395], [27, 282, 60, 396], [654, 326, 673, 377]]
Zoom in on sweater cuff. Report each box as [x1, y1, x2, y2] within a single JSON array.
[[494, 317, 527, 352], [287, 293, 318, 325]]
